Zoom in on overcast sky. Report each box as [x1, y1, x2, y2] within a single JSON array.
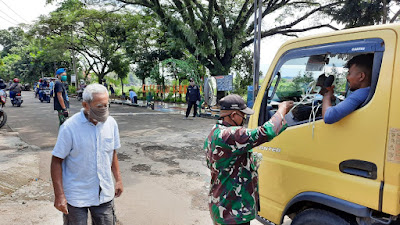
[[0, 0, 57, 30]]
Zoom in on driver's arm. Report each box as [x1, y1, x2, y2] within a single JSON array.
[[322, 86, 334, 119]]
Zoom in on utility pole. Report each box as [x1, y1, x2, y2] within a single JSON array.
[[252, 0, 262, 106], [71, 25, 78, 89]]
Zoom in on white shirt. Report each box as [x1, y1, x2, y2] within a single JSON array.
[[52, 109, 121, 207]]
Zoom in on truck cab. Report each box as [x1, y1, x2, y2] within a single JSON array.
[[249, 24, 400, 225]]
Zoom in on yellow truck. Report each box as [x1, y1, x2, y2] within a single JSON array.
[[249, 24, 400, 225]]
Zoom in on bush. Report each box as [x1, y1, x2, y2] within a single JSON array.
[[69, 86, 76, 94]]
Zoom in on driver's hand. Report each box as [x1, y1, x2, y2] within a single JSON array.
[[324, 85, 335, 97], [278, 101, 294, 115]]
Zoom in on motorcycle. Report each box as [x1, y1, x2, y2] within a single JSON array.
[[0, 89, 7, 128], [11, 92, 23, 107], [76, 89, 84, 101], [39, 89, 51, 103]]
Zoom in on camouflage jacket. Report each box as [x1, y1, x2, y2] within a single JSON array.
[[204, 113, 287, 224]]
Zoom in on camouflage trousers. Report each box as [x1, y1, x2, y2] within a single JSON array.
[[57, 110, 68, 126]]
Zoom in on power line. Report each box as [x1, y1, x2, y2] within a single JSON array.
[[0, 0, 29, 23], [0, 8, 20, 25], [0, 13, 17, 26]]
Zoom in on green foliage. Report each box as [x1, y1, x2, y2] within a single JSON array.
[[232, 50, 254, 96], [107, 0, 343, 77], [0, 27, 28, 57], [292, 71, 314, 93], [69, 85, 76, 94], [325, 0, 385, 28]]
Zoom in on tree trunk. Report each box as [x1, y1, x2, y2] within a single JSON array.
[[120, 77, 124, 95]]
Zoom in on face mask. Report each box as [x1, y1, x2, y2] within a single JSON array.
[[89, 106, 109, 122], [229, 113, 245, 126], [61, 75, 67, 81]]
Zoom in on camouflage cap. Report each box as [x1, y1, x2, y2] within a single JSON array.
[[219, 94, 254, 115]]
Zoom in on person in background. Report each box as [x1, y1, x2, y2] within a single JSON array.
[[109, 85, 115, 96], [103, 79, 108, 90], [49, 79, 55, 98], [184, 78, 201, 119], [54, 68, 70, 126], [9, 78, 22, 100], [0, 79, 7, 89], [129, 89, 137, 104]]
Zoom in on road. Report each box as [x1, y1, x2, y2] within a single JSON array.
[[1, 91, 277, 225]]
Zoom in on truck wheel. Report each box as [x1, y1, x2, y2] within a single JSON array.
[[291, 209, 352, 225]]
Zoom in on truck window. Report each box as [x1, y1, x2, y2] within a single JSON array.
[[259, 49, 383, 127]]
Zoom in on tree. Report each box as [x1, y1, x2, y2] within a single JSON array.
[[232, 50, 254, 96], [109, 54, 130, 93], [34, 0, 135, 83], [107, 0, 339, 79], [326, 0, 400, 28], [0, 27, 28, 58]]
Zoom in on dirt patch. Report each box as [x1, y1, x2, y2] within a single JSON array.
[[167, 169, 185, 175], [131, 164, 151, 172], [117, 152, 131, 161]]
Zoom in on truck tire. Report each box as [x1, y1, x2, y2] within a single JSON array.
[[291, 209, 352, 225]]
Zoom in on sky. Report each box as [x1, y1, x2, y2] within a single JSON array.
[[0, 0, 57, 30]]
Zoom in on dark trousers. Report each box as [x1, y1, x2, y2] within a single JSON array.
[[63, 200, 115, 225], [131, 96, 137, 104], [186, 101, 197, 117]]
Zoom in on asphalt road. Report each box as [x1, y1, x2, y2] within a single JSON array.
[[1, 91, 218, 225]]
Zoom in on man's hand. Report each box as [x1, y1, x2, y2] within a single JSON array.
[[62, 109, 69, 117], [278, 101, 294, 115], [54, 194, 68, 214], [323, 85, 335, 99], [115, 180, 123, 198]]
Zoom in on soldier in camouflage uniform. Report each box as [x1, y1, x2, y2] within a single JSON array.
[[204, 94, 293, 225]]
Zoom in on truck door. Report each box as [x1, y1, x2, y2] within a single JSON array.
[[251, 30, 396, 224]]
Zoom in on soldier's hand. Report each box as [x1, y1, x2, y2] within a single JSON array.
[[278, 101, 294, 115], [54, 194, 68, 215]]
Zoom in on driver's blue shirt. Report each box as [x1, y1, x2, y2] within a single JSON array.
[[324, 87, 370, 124]]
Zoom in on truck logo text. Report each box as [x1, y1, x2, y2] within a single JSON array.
[[258, 146, 281, 153]]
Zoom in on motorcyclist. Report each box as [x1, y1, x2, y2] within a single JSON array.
[[9, 78, 22, 100], [0, 79, 6, 90]]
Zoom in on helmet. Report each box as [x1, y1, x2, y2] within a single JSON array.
[[13, 78, 20, 83]]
